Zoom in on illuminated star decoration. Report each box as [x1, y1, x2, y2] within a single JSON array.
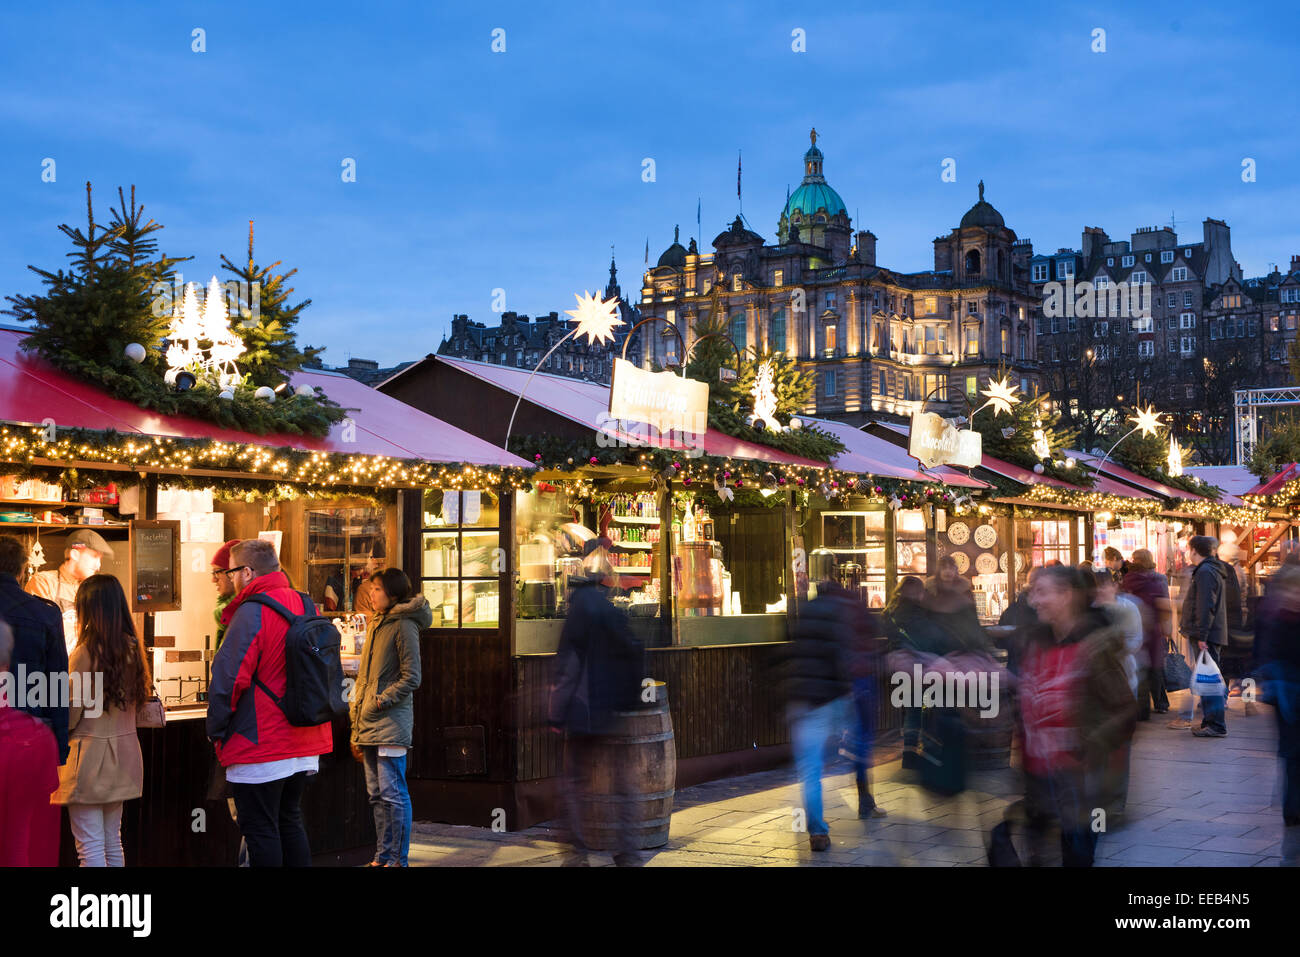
[[564, 291, 623, 346], [973, 376, 1021, 419], [1130, 404, 1163, 439], [1167, 436, 1185, 477]]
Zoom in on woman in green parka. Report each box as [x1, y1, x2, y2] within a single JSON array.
[[350, 568, 429, 867]]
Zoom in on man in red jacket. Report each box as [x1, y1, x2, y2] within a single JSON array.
[[0, 619, 61, 866], [207, 540, 333, 866]]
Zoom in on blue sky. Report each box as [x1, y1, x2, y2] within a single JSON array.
[[1, 1, 1297, 366]]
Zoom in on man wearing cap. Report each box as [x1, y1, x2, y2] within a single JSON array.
[[211, 539, 242, 651], [25, 529, 114, 651]]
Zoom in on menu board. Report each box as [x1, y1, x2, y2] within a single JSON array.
[[132, 520, 181, 612]]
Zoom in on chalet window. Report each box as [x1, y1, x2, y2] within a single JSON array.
[[420, 490, 501, 629]]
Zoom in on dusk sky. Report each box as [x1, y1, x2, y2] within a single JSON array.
[[2, 2, 1296, 367]]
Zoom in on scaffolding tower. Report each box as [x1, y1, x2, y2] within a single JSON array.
[[1235, 385, 1300, 465]]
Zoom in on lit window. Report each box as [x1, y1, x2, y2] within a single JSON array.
[[825, 325, 838, 353], [773, 269, 783, 287], [732, 274, 742, 292]]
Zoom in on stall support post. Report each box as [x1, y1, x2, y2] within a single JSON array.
[[785, 490, 800, 623], [499, 485, 517, 655], [142, 474, 158, 651], [657, 482, 675, 646]]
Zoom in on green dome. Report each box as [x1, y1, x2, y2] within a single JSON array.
[[784, 182, 847, 219]]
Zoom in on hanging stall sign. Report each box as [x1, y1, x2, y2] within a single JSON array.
[[609, 357, 709, 435], [909, 411, 982, 469]]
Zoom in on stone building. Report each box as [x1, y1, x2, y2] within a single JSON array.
[[639, 130, 1042, 425], [435, 258, 643, 384]]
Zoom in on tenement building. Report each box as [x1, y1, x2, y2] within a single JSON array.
[[639, 129, 1042, 426], [436, 258, 643, 385]]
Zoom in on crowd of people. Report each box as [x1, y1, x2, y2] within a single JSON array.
[[0, 534, 425, 868], [3, 525, 1298, 869], [771, 535, 1300, 866]]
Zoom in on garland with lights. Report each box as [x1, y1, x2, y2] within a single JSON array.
[[1173, 499, 1268, 525], [1018, 482, 1165, 516], [0, 426, 531, 496]]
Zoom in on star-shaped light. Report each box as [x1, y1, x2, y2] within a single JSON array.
[[980, 377, 1021, 418], [1130, 404, 1163, 439], [564, 291, 623, 346]]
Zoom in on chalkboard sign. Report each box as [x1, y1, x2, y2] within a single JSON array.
[[132, 520, 181, 612]]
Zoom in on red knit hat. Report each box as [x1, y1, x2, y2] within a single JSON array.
[[212, 539, 241, 571]]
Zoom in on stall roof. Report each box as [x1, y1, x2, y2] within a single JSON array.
[[0, 327, 528, 467], [428, 355, 831, 468], [1066, 450, 1203, 501], [1245, 462, 1300, 497], [1185, 465, 1259, 498], [801, 417, 987, 488]]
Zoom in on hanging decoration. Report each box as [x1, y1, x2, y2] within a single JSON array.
[[747, 360, 783, 432], [1167, 436, 1185, 478]]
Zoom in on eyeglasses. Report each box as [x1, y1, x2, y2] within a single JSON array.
[[215, 566, 251, 577]]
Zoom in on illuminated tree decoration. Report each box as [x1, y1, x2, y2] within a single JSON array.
[[165, 277, 246, 390], [749, 360, 782, 431], [564, 290, 623, 346], [1167, 435, 1185, 477]]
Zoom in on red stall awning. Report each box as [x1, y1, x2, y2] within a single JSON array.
[[0, 327, 529, 468]]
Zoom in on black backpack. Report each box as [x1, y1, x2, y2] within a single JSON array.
[[244, 593, 347, 726]]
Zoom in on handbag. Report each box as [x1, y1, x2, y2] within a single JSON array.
[[136, 694, 166, 728], [1163, 639, 1192, 692]]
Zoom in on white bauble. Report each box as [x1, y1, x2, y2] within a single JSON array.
[[124, 343, 146, 363], [254, 386, 275, 401], [295, 384, 315, 398], [1033, 464, 1045, 474], [218, 390, 235, 401]]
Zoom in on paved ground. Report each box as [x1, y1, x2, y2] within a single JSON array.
[[408, 690, 1292, 866]]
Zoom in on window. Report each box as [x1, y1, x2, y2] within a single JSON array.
[[1122, 255, 1135, 267], [1167, 335, 1177, 354], [1161, 250, 1174, 264], [1131, 271, 1147, 286], [1056, 260, 1074, 279], [1094, 344, 1108, 361], [421, 489, 500, 629], [967, 301, 978, 315], [926, 296, 937, 314], [1180, 337, 1196, 355], [773, 269, 783, 287], [1180, 312, 1196, 329], [1185, 385, 1195, 399], [879, 371, 887, 396], [825, 291, 837, 310], [1290, 315, 1298, 331], [1001, 327, 1011, 355], [1172, 267, 1188, 282], [965, 375, 978, 397], [1184, 291, 1194, 307], [1184, 248, 1193, 259], [825, 370, 837, 397], [1032, 263, 1048, 282], [1210, 320, 1221, 341], [1036, 317, 1046, 335], [1249, 318, 1259, 338], [729, 313, 746, 349], [732, 273, 742, 292], [1283, 288, 1300, 304], [1050, 316, 1060, 334], [306, 507, 389, 613], [1270, 315, 1280, 332], [1095, 321, 1109, 337], [1095, 275, 1110, 290], [1107, 257, 1114, 267], [1271, 344, 1284, 360], [966, 329, 979, 355], [825, 324, 838, 353], [1167, 293, 1177, 308], [1019, 333, 1027, 360], [1067, 316, 1077, 332], [772, 309, 787, 352], [1144, 253, 1152, 263]]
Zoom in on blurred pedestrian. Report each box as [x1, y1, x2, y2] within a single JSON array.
[[1021, 566, 1136, 866], [50, 575, 147, 867], [0, 536, 68, 763], [772, 556, 853, 851], [925, 555, 989, 654], [1103, 547, 1129, 582], [0, 619, 61, 866], [883, 576, 944, 770], [1182, 536, 1229, 738], [842, 588, 887, 819], [1255, 566, 1300, 864], [1092, 570, 1142, 826], [549, 544, 645, 866], [1123, 549, 1172, 718], [350, 568, 427, 867]]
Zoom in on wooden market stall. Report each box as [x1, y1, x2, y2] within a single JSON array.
[[0, 326, 530, 864]]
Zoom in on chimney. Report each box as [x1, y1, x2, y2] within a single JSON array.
[[1291, 255, 1300, 275], [855, 230, 876, 266]]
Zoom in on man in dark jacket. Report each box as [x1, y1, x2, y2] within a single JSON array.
[[1181, 535, 1229, 737], [1122, 550, 1172, 718], [0, 536, 68, 763], [772, 567, 854, 851], [549, 546, 645, 865]]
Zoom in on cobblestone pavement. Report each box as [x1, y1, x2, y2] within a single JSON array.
[[408, 691, 1290, 866]]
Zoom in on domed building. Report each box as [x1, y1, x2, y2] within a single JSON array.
[[639, 132, 1042, 425]]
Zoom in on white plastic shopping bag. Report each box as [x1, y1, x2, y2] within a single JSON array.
[[1191, 649, 1226, 698]]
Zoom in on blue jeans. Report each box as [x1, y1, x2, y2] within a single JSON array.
[[362, 748, 412, 866], [788, 697, 848, 836], [847, 678, 876, 789]]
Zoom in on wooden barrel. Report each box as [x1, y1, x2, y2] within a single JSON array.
[[578, 682, 676, 850], [961, 685, 1013, 770]]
